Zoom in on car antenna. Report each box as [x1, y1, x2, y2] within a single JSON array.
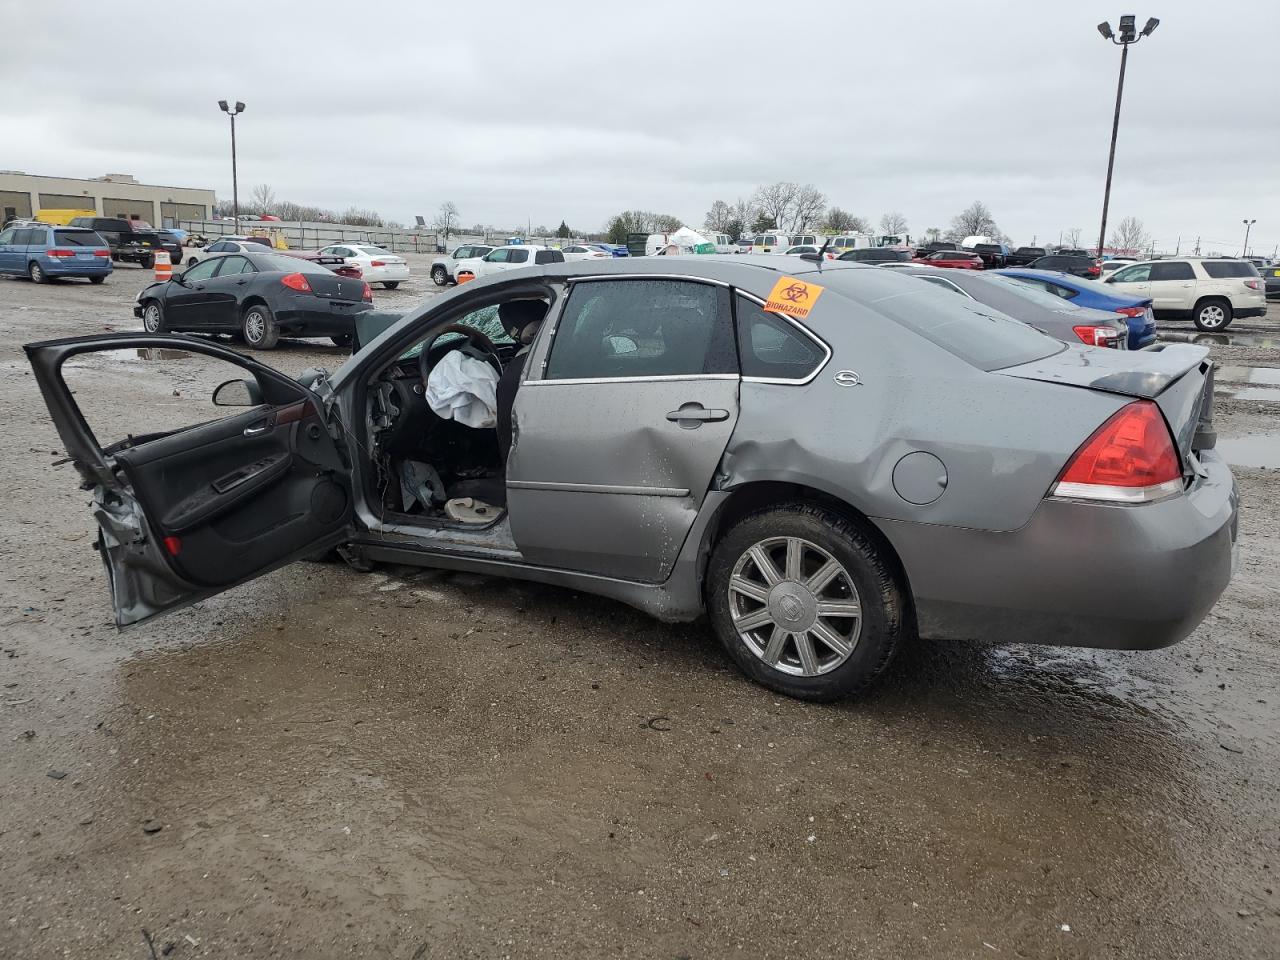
[[801, 238, 831, 268]]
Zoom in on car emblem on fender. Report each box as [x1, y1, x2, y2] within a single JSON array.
[[834, 370, 863, 387]]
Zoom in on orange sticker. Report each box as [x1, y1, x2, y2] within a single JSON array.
[[764, 276, 825, 319]]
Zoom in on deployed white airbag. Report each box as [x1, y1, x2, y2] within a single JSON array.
[[425, 351, 499, 428]]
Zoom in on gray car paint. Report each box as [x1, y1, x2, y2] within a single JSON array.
[[26, 256, 1238, 652]]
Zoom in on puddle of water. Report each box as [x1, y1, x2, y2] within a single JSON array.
[[136, 348, 192, 361], [1216, 365, 1280, 386], [1159, 331, 1280, 349], [1219, 387, 1280, 402], [1216, 433, 1280, 469]]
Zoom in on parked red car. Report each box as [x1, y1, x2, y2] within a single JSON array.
[[911, 250, 985, 270], [276, 249, 364, 280]]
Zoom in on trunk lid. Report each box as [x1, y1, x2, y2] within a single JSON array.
[[302, 270, 366, 303], [998, 342, 1216, 465]]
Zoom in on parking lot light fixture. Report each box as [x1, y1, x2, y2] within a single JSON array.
[[1242, 219, 1256, 257], [1096, 14, 1158, 262], [218, 100, 246, 226]]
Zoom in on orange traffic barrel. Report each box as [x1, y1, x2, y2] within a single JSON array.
[[154, 251, 172, 282]]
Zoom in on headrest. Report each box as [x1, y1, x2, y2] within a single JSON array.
[[499, 299, 549, 340]]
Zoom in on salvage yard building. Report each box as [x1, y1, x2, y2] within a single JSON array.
[[0, 171, 215, 227]]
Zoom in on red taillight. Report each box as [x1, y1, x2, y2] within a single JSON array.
[[1073, 324, 1123, 348], [93, 248, 110, 257], [47, 248, 74, 258], [1052, 401, 1181, 502], [163, 535, 182, 556], [1244, 280, 1261, 290], [362, 282, 373, 302], [1114, 305, 1146, 318], [281, 272, 312, 292], [370, 260, 385, 267]]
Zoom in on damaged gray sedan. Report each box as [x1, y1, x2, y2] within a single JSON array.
[[26, 257, 1238, 701]]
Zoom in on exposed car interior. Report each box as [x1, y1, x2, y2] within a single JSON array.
[[365, 296, 550, 529]]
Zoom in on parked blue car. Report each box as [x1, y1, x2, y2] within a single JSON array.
[[587, 242, 629, 258], [0, 223, 113, 283], [995, 268, 1157, 349]]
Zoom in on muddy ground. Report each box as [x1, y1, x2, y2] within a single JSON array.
[[1, 262, 1277, 959]]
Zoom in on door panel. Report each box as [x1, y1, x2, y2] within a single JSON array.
[[508, 378, 739, 581], [24, 333, 353, 626]]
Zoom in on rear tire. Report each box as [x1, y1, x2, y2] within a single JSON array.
[[241, 303, 279, 350], [1193, 297, 1232, 331], [187, 256, 199, 267], [89, 275, 105, 285], [28, 261, 46, 284], [706, 502, 905, 702], [383, 280, 400, 290], [431, 265, 448, 286], [139, 254, 155, 269], [141, 300, 165, 333]]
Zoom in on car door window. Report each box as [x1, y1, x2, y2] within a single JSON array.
[[14, 228, 36, 245], [183, 259, 222, 282], [736, 296, 828, 382], [1112, 264, 1151, 283], [207, 241, 230, 253], [507, 249, 530, 264], [545, 279, 736, 380], [1148, 262, 1194, 281], [215, 255, 254, 276], [485, 249, 510, 263]]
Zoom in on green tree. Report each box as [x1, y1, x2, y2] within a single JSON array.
[[555, 220, 572, 239]]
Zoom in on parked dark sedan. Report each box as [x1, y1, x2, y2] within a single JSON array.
[[1261, 263, 1280, 300], [133, 251, 373, 349], [1026, 254, 1101, 279], [152, 229, 184, 265]]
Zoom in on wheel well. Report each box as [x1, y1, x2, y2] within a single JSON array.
[[1194, 295, 1230, 310], [701, 481, 916, 622], [240, 296, 268, 314]]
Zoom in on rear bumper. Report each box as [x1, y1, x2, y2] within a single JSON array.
[[365, 265, 410, 282], [274, 298, 373, 335], [42, 257, 112, 277], [1234, 305, 1266, 319], [877, 450, 1238, 650]]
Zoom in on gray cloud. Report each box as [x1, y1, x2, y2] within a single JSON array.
[[1, 0, 1275, 252]]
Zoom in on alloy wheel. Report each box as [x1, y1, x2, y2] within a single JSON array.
[[244, 309, 266, 343], [143, 303, 162, 332], [727, 536, 862, 677], [1199, 304, 1226, 329]]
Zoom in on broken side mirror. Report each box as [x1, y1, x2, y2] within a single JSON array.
[[212, 378, 262, 407]]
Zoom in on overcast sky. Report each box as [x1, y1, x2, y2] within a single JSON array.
[[2, 1, 1276, 253]]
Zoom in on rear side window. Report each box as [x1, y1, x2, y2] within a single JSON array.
[[14, 228, 40, 244], [507, 249, 530, 264], [258, 253, 331, 275], [1149, 261, 1195, 281], [534, 250, 564, 264], [546, 279, 736, 380], [54, 230, 104, 247], [1201, 260, 1259, 279], [736, 296, 827, 381]]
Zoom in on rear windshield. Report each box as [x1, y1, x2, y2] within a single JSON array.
[[358, 246, 392, 256], [974, 244, 1002, 253], [822, 271, 1062, 371], [257, 253, 335, 275], [53, 230, 105, 247], [1201, 260, 1259, 279]]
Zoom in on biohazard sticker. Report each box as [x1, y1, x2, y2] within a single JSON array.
[[764, 276, 825, 319]]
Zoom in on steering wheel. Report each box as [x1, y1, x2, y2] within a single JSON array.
[[417, 322, 502, 385]]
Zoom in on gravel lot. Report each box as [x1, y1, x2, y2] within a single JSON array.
[[1, 258, 1278, 959]]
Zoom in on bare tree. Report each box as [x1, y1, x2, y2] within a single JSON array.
[[925, 227, 943, 244], [825, 207, 870, 234], [652, 213, 683, 232], [704, 200, 734, 234], [1064, 227, 1083, 248], [250, 183, 275, 215], [433, 201, 460, 244], [787, 185, 827, 233], [753, 182, 800, 232], [1108, 216, 1149, 253], [728, 198, 755, 236], [879, 211, 908, 235], [947, 201, 1000, 241], [340, 206, 385, 227]]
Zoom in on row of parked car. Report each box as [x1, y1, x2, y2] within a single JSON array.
[[0, 216, 188, 282]]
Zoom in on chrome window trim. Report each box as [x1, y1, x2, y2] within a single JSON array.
[[567, 273, 731, 288], [524, 373, 737, 387], [736, 290, 832, 386]]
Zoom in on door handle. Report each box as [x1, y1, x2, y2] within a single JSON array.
[[666, 403, 730, 429], [236, 279, 248, 285], [243, 424, 269, 437]]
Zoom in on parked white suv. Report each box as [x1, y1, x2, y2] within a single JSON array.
[[1105, 257, 1267, 331], [453, 244, 565, 282], [430, 243, 495, 286]]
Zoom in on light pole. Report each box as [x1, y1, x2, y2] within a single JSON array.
[[1095, 15, 1159, 260], [1241, 219, 1255, 258], [217, 100, 245, 225]]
